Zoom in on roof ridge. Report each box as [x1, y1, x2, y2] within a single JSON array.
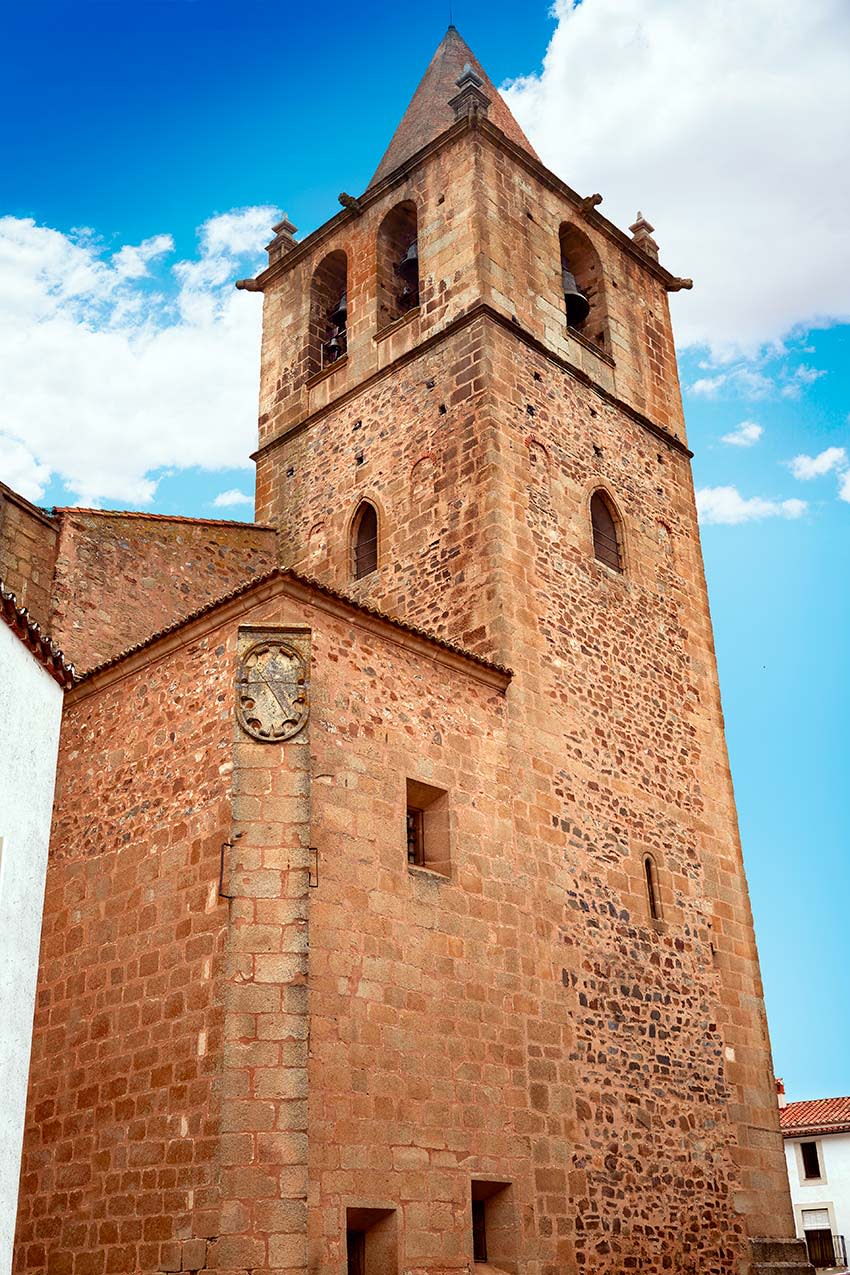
[[367, 25, 537, 189], [0, 578, 76, 688], [53, 506, 271, 530]]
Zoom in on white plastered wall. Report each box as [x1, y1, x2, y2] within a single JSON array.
[[0, 621, 63, 1274], [785, 1132, 850, 1255]]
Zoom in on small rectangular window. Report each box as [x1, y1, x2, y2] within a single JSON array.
[[470, 1180, 516, 1271], [801, 1140, 822, 1179], [406, 778, 450, 878], [345, 1208, 397, 1275]]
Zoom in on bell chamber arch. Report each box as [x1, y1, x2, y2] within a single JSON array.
[[559, 222, 609, 351], [308, 249, 348, 375], [376, 201, 420, 329]]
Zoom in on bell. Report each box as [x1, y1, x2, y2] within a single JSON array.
[[323, 330, 344, 363], [562, 267, 590, 328], [396, 240, 419, 284], [329, 290, 347, 328]]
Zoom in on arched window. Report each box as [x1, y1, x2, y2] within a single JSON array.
[[352, 502, 378, 579], [376, 201, 419, 329], [590, 490, 622, 572], [644, 855, 662, 921], [308, 250, 348, 375], [559, 223, 608, 350]]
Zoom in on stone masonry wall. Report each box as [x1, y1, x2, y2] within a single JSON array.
[[48, 511, 277, 673], [13, 615, 238, 1275], [0, 483, 58, 630]]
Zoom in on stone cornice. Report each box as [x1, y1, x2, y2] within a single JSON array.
[[252, 302, 692, 464]]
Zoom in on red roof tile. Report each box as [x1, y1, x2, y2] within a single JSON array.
[[0, 579, 76, 688], [368, 26, 538, 189], [781, 1096, 850, 1136]]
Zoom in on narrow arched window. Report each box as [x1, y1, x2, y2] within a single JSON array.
[[644, 855, 661, 921], [352, 502, 378, 579], [590, 491, 622, 572]]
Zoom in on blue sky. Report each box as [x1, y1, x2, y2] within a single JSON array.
[[1, 0, 847, 1102]]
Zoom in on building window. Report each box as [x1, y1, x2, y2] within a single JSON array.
[[345, 1208, 397, 1275], [352, 501, 379, 579], [644, 854, 661, 921], [308, 249, 348, 375], [406, 778, 450, 877], [801, 1141, 822, 1180], [559, 222, 608, 349], [470, 1181, 515, 1271], [590, 490, 623, 572], [377, 201, 420, 329]]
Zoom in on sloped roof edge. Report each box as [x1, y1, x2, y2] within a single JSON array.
[[77, 567, 512, 683], [0, 579, 76, 688]]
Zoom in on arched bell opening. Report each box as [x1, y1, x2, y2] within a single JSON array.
[[309, 250, 348, 375], [559, 223, 608, 351], [376, 201, 419, 329]]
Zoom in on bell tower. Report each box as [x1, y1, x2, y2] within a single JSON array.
[[241, 26, 804, 1274]]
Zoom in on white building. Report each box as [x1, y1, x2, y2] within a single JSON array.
[[781, 1088, 850, 1271], [0, 582, 73, 1275]]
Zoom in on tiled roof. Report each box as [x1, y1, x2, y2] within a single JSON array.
[[781, 1096, 850, 1137], [0, 579, 76, 688], [368, 26, 538, 189], [79, 567, 513, 682], [52, 506, 271, 531]]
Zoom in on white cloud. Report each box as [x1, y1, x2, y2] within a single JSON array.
[[212, 488, 253, 508], [0, 436, 52, 503], [721, 421, 763, 448], [0, 207, 279, 507], [839, 471, 850, 504], [788, 447, 848, 480], [697, 486, 807, 526], [780, 364, 828, 399], [503, 0, 850, 355]]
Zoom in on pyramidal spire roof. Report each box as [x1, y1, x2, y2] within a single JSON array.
[[367, 26, 538, 189]]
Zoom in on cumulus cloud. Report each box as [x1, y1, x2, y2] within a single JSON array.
[[503, 0, 850, 356], [788, 447, 848, 480], [840, 472, 850, 504], [721, 421, 763, 448], [0, 207, 279, 506], [697, 487, 807, 526], [212, 488, 253, 508]]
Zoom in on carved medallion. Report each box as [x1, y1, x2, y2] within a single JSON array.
[[236, 638, 309, 742]]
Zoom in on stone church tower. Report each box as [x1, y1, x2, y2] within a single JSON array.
[[10, 26, 811, 1275]]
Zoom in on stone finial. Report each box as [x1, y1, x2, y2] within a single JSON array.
[[449, 62, 491, 123], [629, 211, 659, 261], [265, 214, 298, 266]]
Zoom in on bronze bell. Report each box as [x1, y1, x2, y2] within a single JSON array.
[[562, 267, 590, 328], [323, 328, 345, 363], [396, 240, 419, 284], [329, 290, 347, 329]]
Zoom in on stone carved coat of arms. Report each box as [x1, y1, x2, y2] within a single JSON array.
[[235, 637, 309, 742]]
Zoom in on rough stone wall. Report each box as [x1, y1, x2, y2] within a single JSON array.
[[256, 314, 499, 661], [13, 618, 237, 1275], [48, 511, 277, 672], [0, 484, 58, 629], [255, 128, 482, 453], [480, 318, 791, 1263], [474, 126, 686, 442]]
